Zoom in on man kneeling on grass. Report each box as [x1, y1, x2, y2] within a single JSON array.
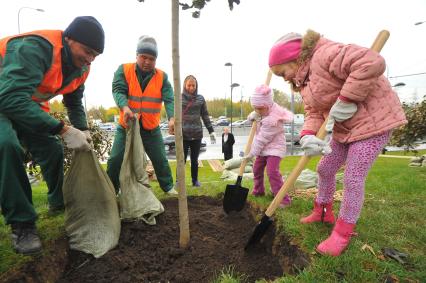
[[0, 16, 104, 255]]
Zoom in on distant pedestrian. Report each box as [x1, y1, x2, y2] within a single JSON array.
[[222, 127, 235, 161], [181, 75, 216, 187], [244, 85, 293, 206]]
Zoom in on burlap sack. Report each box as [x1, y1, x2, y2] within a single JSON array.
[[119, 119, 164, 224], [63, 150, 120, 258]]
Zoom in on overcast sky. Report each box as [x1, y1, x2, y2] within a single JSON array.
[[2, 0, 426, 108]]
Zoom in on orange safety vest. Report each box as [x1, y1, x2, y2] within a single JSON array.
[[119, 63, 163, 130], [0, 30, 89, 110]]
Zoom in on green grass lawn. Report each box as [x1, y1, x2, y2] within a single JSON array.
[[384, 149, 426, 156], [1, 156, 425, 282]]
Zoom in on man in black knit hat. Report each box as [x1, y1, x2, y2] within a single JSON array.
[[0, 16, 105, 255]]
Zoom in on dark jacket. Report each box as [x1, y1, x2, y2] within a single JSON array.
[[182, 91, 214, 140], [222, 133, 235, 154]]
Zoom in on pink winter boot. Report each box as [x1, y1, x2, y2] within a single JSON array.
[[300, 201, 335, 224], [316, 218, 356, 256]]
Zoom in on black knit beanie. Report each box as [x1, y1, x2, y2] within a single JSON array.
[[64, 16, 105, 53]]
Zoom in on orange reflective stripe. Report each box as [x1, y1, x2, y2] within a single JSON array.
[[118, 63, 163, 129], [0, 30, 89, 104]]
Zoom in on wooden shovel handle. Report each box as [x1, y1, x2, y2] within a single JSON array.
[[237, 70, 273, 176], [265, 30, 390, 217]]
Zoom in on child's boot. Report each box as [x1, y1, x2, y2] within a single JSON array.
[[252, 188, 265, 196], [316, 218, 356, 256], [279, 194, 292, 207], [300, 200, 335, 224]]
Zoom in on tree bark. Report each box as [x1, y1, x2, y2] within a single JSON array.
[[171, 0, 190, 249]]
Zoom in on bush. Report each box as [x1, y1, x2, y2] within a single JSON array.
[[49, 112, 113, 171], [390, 97, 426, 153]]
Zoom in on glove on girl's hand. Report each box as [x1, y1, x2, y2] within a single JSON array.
[[247, 111, 261, 122], [242, 153, 254, 162], [325, 98, 357, 133], [300, 135, 332, 156], [61, 126, 91, 151], [210, 133, 216, 144]]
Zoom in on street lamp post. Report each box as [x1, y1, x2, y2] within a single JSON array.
[[240, 86, 244, 120], [230, 82, 240, 133], [18, 6, 45, 34], [224, 62, 235, 130]]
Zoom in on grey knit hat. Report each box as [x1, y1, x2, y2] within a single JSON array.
[[136, 35, 157, 57]]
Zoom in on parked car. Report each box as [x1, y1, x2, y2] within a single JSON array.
[[163, 135, 207, 151], [231, 120, 246, 128], [99, 123, 116, 132], [214, 118, 230, 126], [160, 122, 169, 130], [284, 125, 300, 145], [230, 119, 254, 128]]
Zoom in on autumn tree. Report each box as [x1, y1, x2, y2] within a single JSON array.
[[389, 97, 426, 153]]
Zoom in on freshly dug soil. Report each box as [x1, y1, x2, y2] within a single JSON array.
[[2, 196, 310, 283]]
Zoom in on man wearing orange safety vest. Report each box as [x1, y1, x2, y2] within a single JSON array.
[[107, 35, 177, 195], [0, 16, 105, 255]]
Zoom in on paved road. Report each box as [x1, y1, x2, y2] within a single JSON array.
[[164, 135, 303, 160]]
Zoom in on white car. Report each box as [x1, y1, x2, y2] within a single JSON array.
[[231, 120, 250, 128]]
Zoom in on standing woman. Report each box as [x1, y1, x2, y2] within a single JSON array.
[[182, 75, 216, 187], [221, 127, 235, 161]]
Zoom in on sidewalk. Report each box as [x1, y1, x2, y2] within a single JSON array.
[[378, 155, 413, 159]]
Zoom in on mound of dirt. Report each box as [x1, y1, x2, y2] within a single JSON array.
[[2, 196, 310, 283]]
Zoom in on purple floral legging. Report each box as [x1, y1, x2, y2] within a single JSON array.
[[316, 131, 391, 224]]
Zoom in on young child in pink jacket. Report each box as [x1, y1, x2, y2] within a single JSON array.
[[268, 30, 407, 256], [246, 85, 293, 207]]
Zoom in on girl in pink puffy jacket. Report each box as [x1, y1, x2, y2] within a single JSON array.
[[245, 85, 293, 207], [268, 30, 407, 256]]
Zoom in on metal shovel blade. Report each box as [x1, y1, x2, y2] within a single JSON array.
[[223, 178, 249, 214], [245, 214, 273, 250]]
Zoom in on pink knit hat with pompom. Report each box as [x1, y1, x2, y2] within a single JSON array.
[[269, 32, 302, 67], [250, 84, 273, 108]]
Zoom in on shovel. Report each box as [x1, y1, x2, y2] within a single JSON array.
[[245, 30, 390, 250], [223, 70, 273, 214]]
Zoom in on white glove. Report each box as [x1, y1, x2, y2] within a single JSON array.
[[300, 135, 332, 156], [61, 126, 91, 151], [210, 132, 216, 144], [83, 130, 92, 142], [83, 130, 94, 147], [247, 111, 261, 122], [242, 153, 254, 162], [326, 98, 357, 133]]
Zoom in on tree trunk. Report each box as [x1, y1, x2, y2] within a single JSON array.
[[171, 0, 190, 249]]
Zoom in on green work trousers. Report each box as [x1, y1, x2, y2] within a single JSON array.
[[0, 114, 64, 224], [107, 122, 173, 193]]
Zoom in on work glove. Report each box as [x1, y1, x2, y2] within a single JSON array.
[[300, 135, 332, 156], [83, 130, 92, 142], [168, 117, 175, 135], [61, 126, 91, 151], [122, 106, 135, 126], [210, 132, 216, 144], [242, 153, 254, 162], [247, 111, 261, 122], [83, 130, 93, 147], [325, 98, 357, 133]]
